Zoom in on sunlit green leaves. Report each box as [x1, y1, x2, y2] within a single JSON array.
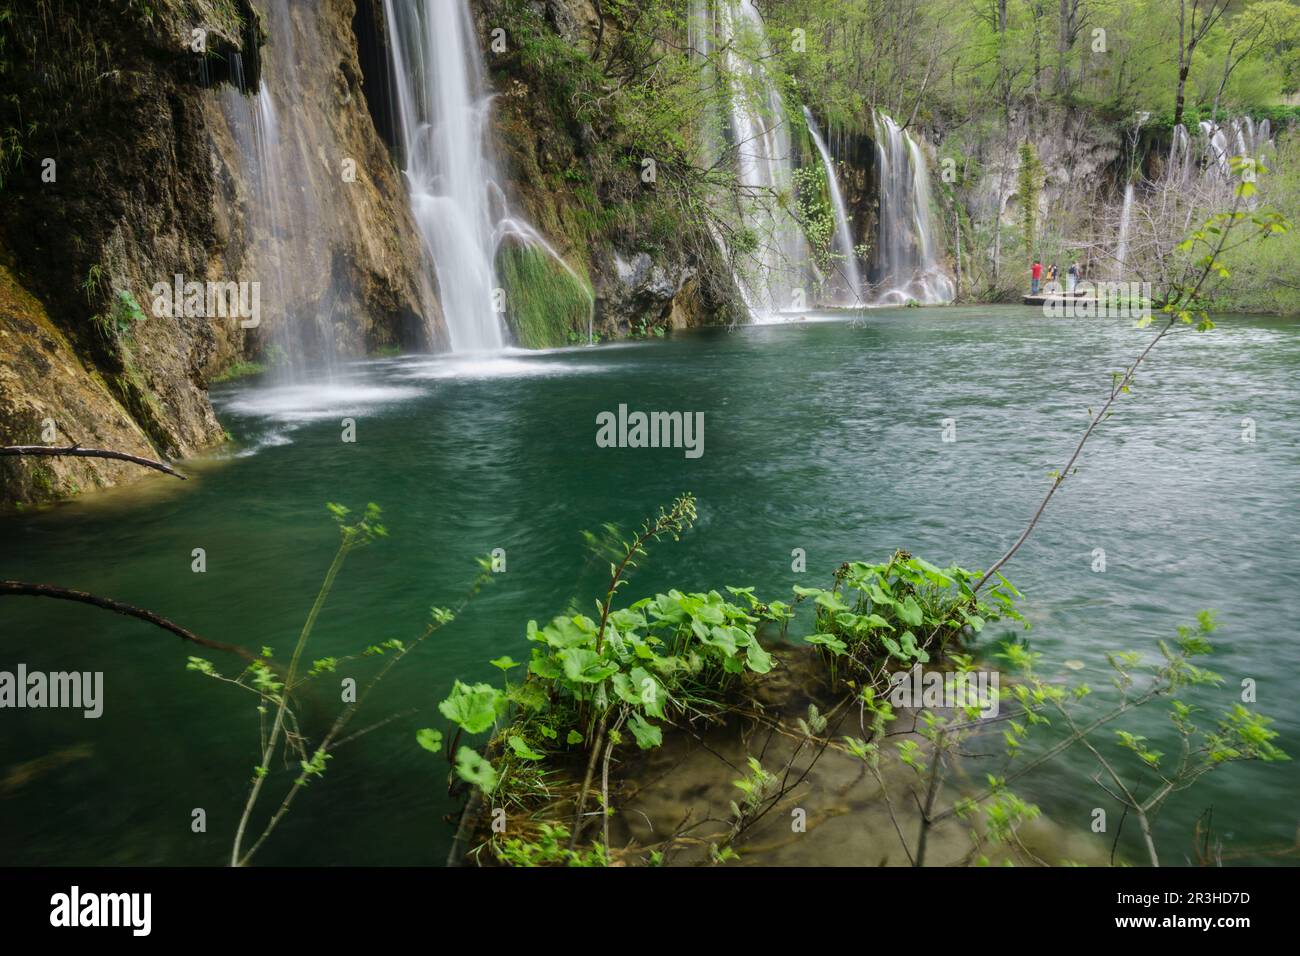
[[454, 746, 498, 793], [805, 632, 848, 655], [415, 728, 443, 753], [899, 630, 929, 663], [438, 680, 507, 734], [1117, 730, 1163, 768], [299, 748, 331, 783], [185, 656, 217, 677], [745, 639, 773, 673], [627, 712, 662, 749], [897, 594, 924, 627], [507, 735, 546, 760], [558, 647, 620, 684]]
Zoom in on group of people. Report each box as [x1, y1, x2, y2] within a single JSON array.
[[1030, 260, 1081, 295]]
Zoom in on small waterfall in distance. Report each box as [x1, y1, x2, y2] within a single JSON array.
[[1115, 180, 1134, 277], [1168, 123, 1194, 183], [1165, 118, 1273, 203], [803, 107, 863, 306], [691, 3, 953, 315], [1123, 117, 1274, 280], [694, 0, 811, 320], [869, 111, 954, 305], [1197, 117, 1272, 179]]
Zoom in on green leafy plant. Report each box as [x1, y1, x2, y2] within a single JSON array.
[[794, 551, 1024, 689], [494, 823, 608, 867], [864, 610, 1289, 867], [424, 494, 795, 861], [184, 502, 491, 866]]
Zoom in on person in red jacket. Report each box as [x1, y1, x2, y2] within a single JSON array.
[[1031, 260, 1043, 295]]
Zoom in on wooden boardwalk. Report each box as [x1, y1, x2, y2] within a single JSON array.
[[1021, 292, 1098, 306]]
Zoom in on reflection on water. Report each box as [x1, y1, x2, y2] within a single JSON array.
[[1, 307, 1297, 865]]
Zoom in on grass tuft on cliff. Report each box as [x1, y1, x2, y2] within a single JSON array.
[[496, 244, 594, 349]]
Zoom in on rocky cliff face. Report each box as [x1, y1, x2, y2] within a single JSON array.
[[469, 0, 746, 341], [0, 0, 438, 507], [0, 259, 165, 503], [929, 106, 1125, 298], [0, 0, 251, 500]]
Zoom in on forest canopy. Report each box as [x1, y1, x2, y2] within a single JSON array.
[[758, 0, 1300, 132]]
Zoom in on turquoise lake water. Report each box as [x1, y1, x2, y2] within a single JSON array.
[[1, 306, 1296, 865]]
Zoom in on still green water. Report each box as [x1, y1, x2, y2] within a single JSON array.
[[2, 306, 1297, 865]]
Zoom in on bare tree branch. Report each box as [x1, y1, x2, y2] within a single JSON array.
[[0, 580, 254, 661], [1, 445, 187, 480]]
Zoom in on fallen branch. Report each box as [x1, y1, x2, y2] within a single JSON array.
[[0, 445, 187, 480], [0, 580, 254, 661]]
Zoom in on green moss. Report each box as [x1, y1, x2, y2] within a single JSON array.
[[30, 463, 57, 498], [105, 349, 172, 454], [496, 244, 594, 349], [211, 360, 266, 383]]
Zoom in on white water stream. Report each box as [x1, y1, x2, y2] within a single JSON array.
[[804, 107, 864, 306], [870, 112, 953, 304]]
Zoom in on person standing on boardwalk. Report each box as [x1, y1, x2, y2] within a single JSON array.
[[1067, 262, 1079, 294], [1031, 259, 1043, 294]]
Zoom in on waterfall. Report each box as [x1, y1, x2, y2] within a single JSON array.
[[1200, 120, 1232, 177], [694, 0, 810, 319], [1169, 123, 1193, 183], [869, 112, 953, 305], [381, 0, 507, 352], [1191, 117, 1273, 182], [380, 0, 590, 351], [219, 0, 337, 376], [803, 107, 864, 306], [1115, 181, 1134, 277]]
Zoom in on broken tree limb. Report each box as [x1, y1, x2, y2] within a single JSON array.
[[0, 580, 255, 661], [0, 445, 187, 479]]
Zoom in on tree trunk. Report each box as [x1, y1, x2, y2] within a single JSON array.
[[1173, 0, 1188, 127], [1057, 0, 1071, 93], [1174, 64, 1191, 128]]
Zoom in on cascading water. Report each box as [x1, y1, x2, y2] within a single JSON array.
[[382, 0, 506, 352], [1123, 116, 1276, 279], [1198, 117, 1273, 179], [1115, 181, 1134, 277], [220, 0, 337, 377], [693, 0, 810, 319], [1160, 117, 1277, 203], [803, 107, 864, 306], [1200, 119, 1232, 177], [1168, 123, 1194, 183], [381, 0, 590, 350], [869, 112, 954, 305]]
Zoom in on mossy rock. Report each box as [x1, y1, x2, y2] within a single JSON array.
[[496, 242, 594, 349]]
